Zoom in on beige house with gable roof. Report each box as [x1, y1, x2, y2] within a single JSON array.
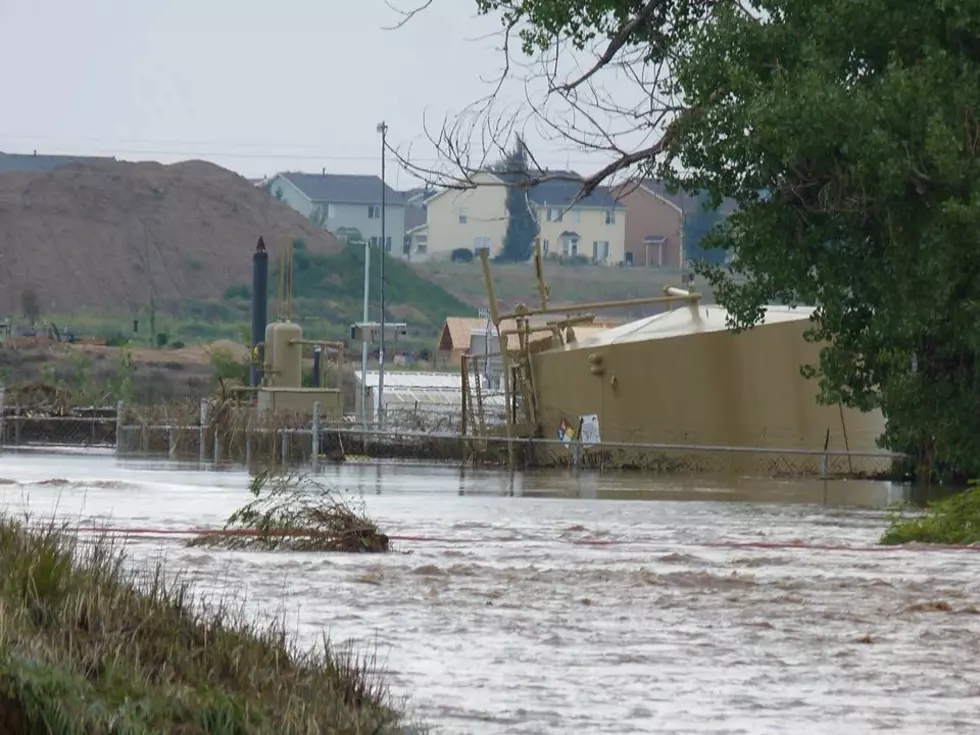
[[413, 170, 627, 263]]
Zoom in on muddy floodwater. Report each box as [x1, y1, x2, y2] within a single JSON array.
[[1, 448, 979, 734]]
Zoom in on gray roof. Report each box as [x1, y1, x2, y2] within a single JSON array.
[[279, 172, 405, 206], [405, 204, 427, 230], [641, 179, 738, 215], [0, 151, 116, 174], [494, 170, 622, 209]]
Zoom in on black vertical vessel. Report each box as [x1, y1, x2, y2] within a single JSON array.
[[251, 237, 269, 387]]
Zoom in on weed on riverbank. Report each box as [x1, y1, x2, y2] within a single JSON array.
[[0, 515, 415, 733], [880, 480, 980, 546]]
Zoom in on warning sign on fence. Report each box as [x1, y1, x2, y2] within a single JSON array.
[[579, 414, 600, 447]]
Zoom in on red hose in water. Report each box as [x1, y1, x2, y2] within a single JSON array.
[[57, 526, 980, 553]]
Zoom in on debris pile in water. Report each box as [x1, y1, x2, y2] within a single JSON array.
[[189, 470, 390, 553]]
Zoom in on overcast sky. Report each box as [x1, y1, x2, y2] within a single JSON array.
[[0, 0, 638, 187]]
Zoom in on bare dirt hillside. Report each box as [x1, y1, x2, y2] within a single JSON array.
[[0, 160, 342, 314]]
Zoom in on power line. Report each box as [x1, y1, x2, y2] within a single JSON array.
[[0, 135, 607, 167]]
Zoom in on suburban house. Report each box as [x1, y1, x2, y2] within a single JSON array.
[[612, 180, 738, 268], [401, 186, 435, 258], [421, 171, 627, 264], [265, 172, 407, 256], [0, 151, 116, 174]]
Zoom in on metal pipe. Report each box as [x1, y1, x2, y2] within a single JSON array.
[[495, 293, 701, 322], [288, 339, 344, 348], [312, 347, 321, 388], [663, 286, 702, 319], [251, 237, 268, 387], [479, 249, 514, 470]]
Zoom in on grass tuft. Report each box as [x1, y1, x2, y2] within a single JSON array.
[[188, 471, 391, 553], [0, 514, 416, 733], [880, 479, 980, 546]]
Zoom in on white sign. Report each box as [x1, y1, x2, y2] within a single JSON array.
[[579, 414, 600, 447]]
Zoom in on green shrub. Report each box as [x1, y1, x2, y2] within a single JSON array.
[[223, 284, 251, 301], [880, 480, 980, 545]]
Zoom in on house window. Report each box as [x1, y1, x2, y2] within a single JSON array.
[[592, 240, 610, 261], [384, 236, 392, 252], [561, 236, 579, 256], [625, 252, 634, 265], [542, 239, 550, 254], [458, 208, 468, 224], [604, 210, 616, 225], [368, 205, 381, 219], [473, 236, 491, 253], [547, 208, 563, 222]]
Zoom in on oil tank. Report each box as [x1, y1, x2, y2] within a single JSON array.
[[270, 321, 303, 388], [264, 323, 278, 383]]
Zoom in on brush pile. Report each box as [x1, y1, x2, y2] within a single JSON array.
[[189, 470, 390, 553]]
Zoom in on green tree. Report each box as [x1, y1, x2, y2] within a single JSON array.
[[681, 193, 729, 268], [493, 137, 539, 262], [464, 0, 980, 480], [20, 288, 40, 323], [659, 1, 980, 480]]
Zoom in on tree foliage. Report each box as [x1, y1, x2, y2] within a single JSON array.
[[660, 1, 980, 479], [20, 288, 40, 322], [682, 194, 729, 267], [494, 137, 539, 262]]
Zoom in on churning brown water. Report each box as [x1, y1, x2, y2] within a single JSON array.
[[1, 448, 979, 734]]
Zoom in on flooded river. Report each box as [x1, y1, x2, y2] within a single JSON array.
[[1, 448, 979, 734]]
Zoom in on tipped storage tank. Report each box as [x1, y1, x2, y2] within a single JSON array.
[[269, 321, 303, 388]]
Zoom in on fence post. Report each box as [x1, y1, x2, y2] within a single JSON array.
[[199, 399, 209, 463], [281, 429, 288, 465], [311, 402, 320, 473], [115, 400, 124, 455], [820, 453, 828, 479], [213, 430, 221, 465], [245, 419, 252, 467], [0, 383, 5, 448]]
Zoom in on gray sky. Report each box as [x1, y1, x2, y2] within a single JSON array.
[[0, 0, 635, 187]]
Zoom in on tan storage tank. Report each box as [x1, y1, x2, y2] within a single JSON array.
[[269, 321, 303, 388], [264, 322, 277, 382]]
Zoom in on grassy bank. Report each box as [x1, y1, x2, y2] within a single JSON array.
[[0, 515, 417, 733], [880, 480, 980, 546]]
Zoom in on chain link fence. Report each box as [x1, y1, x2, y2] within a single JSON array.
[[0, 407, 117, 448], [1, 391, 900, 480]]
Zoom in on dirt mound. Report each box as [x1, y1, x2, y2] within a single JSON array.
[[0, 159, 343, 313]]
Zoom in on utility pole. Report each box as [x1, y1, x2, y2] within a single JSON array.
[[376, 121, 388, 428], [359, 238, 370, 426]]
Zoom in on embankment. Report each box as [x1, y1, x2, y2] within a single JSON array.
[[0, 516, 417, 733]]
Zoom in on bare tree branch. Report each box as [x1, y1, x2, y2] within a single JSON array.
[[381, 0, 434, 31], [384, 0, 717, 197], [555, 0, 668, 94]]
